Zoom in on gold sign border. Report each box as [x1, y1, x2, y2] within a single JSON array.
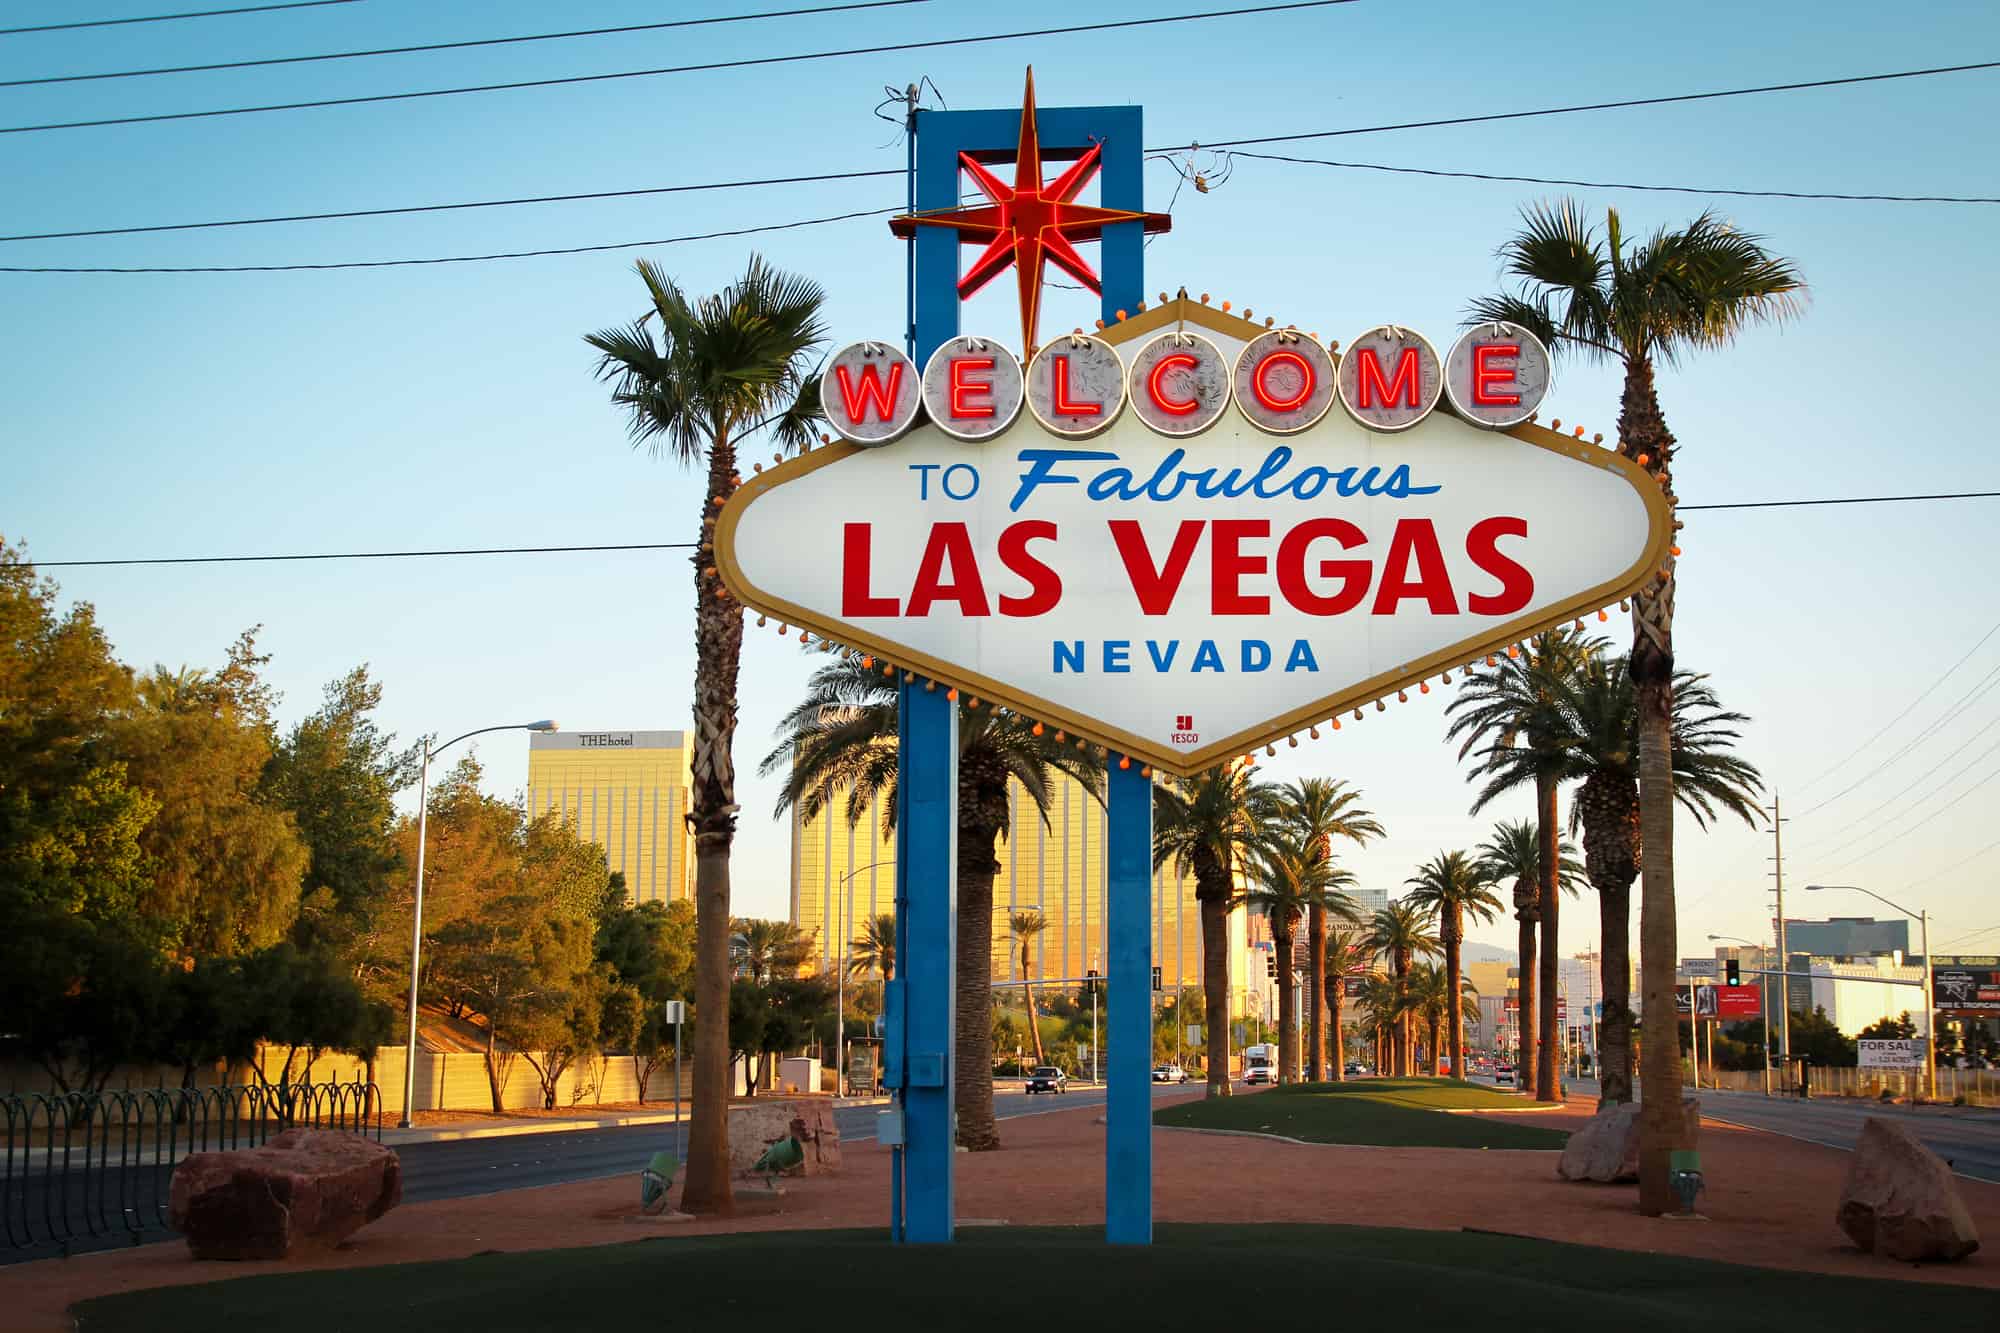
[[716, 298, 1673, 779]]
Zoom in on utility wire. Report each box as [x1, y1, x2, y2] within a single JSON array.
[[1795, 656, 2000, 819], [27, 489, 2000, 568], [1832, 754, 2000, 868], [1804, 722, 2000, 859], [0, 1, 933, 88], [0, 1, 358, 35], [0, 1, 1366, 135], [1678, 491, 2000, 511]]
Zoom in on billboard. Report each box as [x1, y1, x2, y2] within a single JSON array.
[[1932, 957, 2000, 1014], [1858, 1039, 1926, 1070], [1693, 983, 1761, 1021], [1504, 997, 1568, 1020]]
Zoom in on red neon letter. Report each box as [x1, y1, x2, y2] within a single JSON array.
[[949, 357, 996, 419], [1210, 519, 1270, 615], [1108, 520, 1203, 615], [1371, 519, 1458, 615], [841, 523, 898, 616], [1471, 344, 1521, 406], [996, 520, 1061, 616], [1050, 355, 1102, 416], [1147, 352, 1200, 416], [834, 361, 905, 423], [904, 523, 990, 617], [1353, 346, 1422, 409], [1276, 518, 1370, 615], [1253, 349, 1315, 413], [1465, 516, 1533, 614]]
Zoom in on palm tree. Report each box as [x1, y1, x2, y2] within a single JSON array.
[[846, 912, 896, 983], [1446, 627, 1600, 1101], [1008, 909, 1050, 1067], [1410, 962, 1484, 1076], [761, 655, 1103, 1151], [1473, 820, 1585, 1079], [1273, 779, 1383, 1081], [1242, 831, 1359, 1085], [1323, 925, 1366, 1080], [588, 254, 827, 1214], [1403, 851, 1503, 1079], [1554, 656, 1765, 1104], [1154, 764, 1277, 1098], [1471, 199, 1802, 1212], [731, 918, 813, 984], [1363, 901, 1439, 1076], [1357, 972, 1401, 1075]]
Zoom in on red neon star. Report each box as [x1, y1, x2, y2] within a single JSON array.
[[890, 68, 1171, 354]]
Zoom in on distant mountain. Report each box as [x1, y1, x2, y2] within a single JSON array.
[[1460, 941, 1517, 964]]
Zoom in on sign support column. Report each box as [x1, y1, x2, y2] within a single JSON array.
[[1106, 758, 1153, 1244], [893, 679, 956, 1243]]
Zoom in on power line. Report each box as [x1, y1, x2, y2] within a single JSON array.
[[1804, 722, 2000, 860], [1215, 148, 2000, 205], [1830, 754, 2000, 868], [0, 1, 933, 89], [1679, 491, 2000, 511], [1795, 657, 2000, 820], [0, 1, 1366, 135], [0, 1, 359, 35]]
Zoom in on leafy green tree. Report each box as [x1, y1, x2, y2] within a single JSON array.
[[1403, 850, 1503, 1078], [597, 898, 695, 1101], [396, 756, 520, 1021], [0, 899, 168, 1094], [1789, 1005, 1858, 1068], [589, 254, 828, 1214], [1471, 199, 1803, 1212], [1858, 1014, 1917, 1042]]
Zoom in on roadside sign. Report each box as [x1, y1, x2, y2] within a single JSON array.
[[1679, 959, 1718, 979], [1185, 1025, 1203, 1047], [1933, 957, 2000, 1014], [661, 999, 686, 1024], [1858, 1039, 1925, 1070]]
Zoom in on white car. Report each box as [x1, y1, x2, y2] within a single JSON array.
[[1151, 1063, 1189, 1084], [1244, 1063, 1275, 1086]]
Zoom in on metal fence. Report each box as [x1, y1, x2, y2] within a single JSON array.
[[2, 1080, 381, 1258]]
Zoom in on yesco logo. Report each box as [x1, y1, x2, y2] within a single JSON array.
[[819, 322, 1550, 447]]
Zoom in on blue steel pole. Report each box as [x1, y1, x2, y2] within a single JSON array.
[[897, 679, 957, 1242], [1105, 758, 1154, 1244]]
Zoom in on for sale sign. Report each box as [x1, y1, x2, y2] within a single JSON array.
[[718, 299, 1672, 777], [1858, 1039, 1926, 1070]]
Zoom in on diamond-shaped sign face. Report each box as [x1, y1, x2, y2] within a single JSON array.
[[718, 300, 1671, 777]]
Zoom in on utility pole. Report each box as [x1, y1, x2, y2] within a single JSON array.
[[1768, 795, 1790, 1076]]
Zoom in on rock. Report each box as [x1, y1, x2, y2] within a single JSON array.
[[1836, 1117, 1980, 1262], [728, 1099, 842, 1178], [1557, 1097, 1700, 1183], [169, 1129, 401, 1260]]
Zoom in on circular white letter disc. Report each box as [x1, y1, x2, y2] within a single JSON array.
[[1444, 322, 1551, 429], [1232, 331, 1337, 435], [1335, 326, 1443, 433], [1026, 335, 1127, 439], [821, 340, 921, 447], [921, 336, 1024, 442], [1128, 331, 1229, 438]]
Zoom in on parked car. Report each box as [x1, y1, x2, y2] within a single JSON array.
[[1151, 1063, 1190, 1084], [1343, 1062, 1369, 1076], [1494, 1063, 1516, 1086], [1025, 1066, 1068, 1095]]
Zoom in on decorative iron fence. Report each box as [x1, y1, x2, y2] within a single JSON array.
[[2, 1080, 381, 1258]]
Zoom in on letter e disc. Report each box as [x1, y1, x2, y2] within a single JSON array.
[[1129, 331, 1229, 437], [1026, 335, 1126, 439], [1335, 326, 1442, 433], [921, 336, 1024, 442], [822, 340, 921, 447], [1444, 322, 1550, 429], [1233, 332, 1337, 435]]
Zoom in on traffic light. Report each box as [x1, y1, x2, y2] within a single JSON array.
[[1265, 952, 1277, 979], [1726, 958, 1741, 986], [1151, 965, 1163, 992]]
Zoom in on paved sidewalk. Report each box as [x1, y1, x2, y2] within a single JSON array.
[[381, 1096, 893, 1146]]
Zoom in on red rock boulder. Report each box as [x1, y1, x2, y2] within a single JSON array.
[[1836, 1117, 1980, 1262], [169, 1128, 402, 1260]]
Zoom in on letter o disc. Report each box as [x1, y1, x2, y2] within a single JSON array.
[[1026, 335, 1126, 439], [821, 340, 921, 447], [1335, 326, 1443, 433], [1444, 323, 1551, 429], [921, 336, 1024, 442], [1232, 332, 1337, 435], [1128, 331, 1229, 437]]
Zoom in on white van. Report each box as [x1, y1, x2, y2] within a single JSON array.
[[1242, 1044, 1277, 1085]]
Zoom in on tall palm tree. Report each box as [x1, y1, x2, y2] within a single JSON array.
[[1446, 627, 1600, 1101], [731, 917, 814, 985], [1552, 657, 1765, 1104], [1154, 764, 1278, 1098], [846, 912, 896, 982], [1403, 851, 1503, 1079], [1242, 831, 1359, 1085], [588, 254, 827, 1214], [1473, 821, 1585, 1078], [1410, 963, 1484, 1076], [1363, 900, 1439, 1076], [761, 655, 1102, 1151], [1008, 909, 1049, 1067], [1324, 925, 1366, 1080], [1471, 199, 1802, 1212], [1273, 779, 1383, 1081], [1357, 972, 1401, 1075]]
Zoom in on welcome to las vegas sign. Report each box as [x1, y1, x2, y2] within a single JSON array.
[[717, 297, 1672, 779]]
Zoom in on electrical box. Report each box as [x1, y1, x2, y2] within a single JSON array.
[[876, 1108, 905, 1148], [909, 1051, 946, 1087]]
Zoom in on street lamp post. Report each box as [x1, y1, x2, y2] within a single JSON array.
[[1805, 884, 1936, 1101], [834, 859, 894, 1097], [400, 720, 558, 1129]]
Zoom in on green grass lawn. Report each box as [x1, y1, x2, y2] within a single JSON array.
[[72, 1225, 1993, 1332], [1153, 1077, 1571, 1148]]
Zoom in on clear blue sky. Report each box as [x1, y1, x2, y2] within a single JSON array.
[[6, 0, 1998, 964]]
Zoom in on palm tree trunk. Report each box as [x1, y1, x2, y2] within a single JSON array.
[[1022, 943, 1046, 1068], [1331, 985, 1345, 1081], [679, 428, 742, 1217], [1306, 903, 1326, 1082], [1198, 878, 1233, 1099], [1620, 354, 1686, 1215], [1599, 879, 1636, 1105], [1274, 926, 1297, 1084], [956, 840, 1001, 1151], [1428, 1016, 1442, 1075], [1445, 907, 1465, 1080], [1536, 771, 1562, 1103], [1515, 882, 1538, 1096]]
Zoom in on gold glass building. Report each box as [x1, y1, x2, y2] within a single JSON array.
[[526, 729, 694, 905]]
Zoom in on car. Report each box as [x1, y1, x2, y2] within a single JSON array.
[[1343, 1062, 1368, 1076], [1243, 1064, 1275, 1086], [1494, 1063, 1516, 1086], [1025, 1066, 1067, 1095], [1151, 1063, 1190, 1084]]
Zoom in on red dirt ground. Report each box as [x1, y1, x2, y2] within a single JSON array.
[[7, 1093, 1994, 1332]]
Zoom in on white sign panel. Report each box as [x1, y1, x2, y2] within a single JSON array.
[[1857, 1039, 1925, 1070], [720, 302, 1670, 777]]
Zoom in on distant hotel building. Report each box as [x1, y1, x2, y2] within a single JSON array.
[[526, 729, 694, 905]]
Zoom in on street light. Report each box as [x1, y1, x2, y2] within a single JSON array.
[[399, 719, 558, 1129], [1805, 883, 1935, 1101], [834, 859, 894, 1097]]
